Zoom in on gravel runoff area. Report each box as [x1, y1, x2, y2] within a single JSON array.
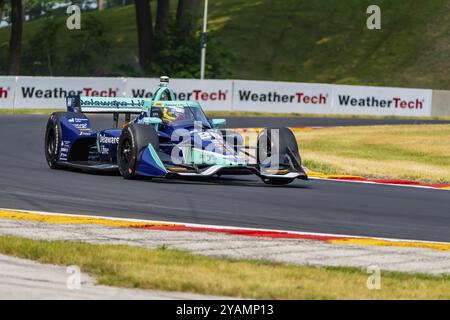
[[0, 218, 449, 277]]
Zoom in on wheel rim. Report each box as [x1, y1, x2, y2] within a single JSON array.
[[258, 133, 271, 164], [47, 130, 55, 157], [120, 138, 132, 166]]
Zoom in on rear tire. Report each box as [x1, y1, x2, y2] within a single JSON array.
[[117, 123, 159, 179], [45, 114, 62, 169], [44, 112, 89, 169]]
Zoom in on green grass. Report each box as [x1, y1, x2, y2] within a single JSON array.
[[211, 0, 450, 89], [0, 0, 449, 89], [0, 108, 64, 115], [297, 124, 450, 183], [0, 235, 449, 299]]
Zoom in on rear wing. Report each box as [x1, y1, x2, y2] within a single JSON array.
[[66, 95, 152, 114], [66, 95, 153, 128]]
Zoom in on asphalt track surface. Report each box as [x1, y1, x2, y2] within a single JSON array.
[[0, 115, 449, 242]]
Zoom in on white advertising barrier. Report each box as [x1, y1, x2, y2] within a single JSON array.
[[125, 78, 233, 111], [232, 80, 333, 113], [0, 76, 17, 109], [4, 76, 437, 116], [14, 76, 126, 109], [332, 85, 433, 116]]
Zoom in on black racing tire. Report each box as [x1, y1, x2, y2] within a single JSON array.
[[257, 127, 301, 167], [117, 123, 159, 179], [45, 112, 84, 169], [257, 127, 301, 185]]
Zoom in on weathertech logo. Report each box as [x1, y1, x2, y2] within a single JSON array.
[[0, 87, 8, 98], [21, 87, 119, 98], [238, 90, 328, 104], [338, 95, 424, 109], [132, 89, 228, 101]]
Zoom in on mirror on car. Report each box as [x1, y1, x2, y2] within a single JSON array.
[[211, 118, 226, 127]]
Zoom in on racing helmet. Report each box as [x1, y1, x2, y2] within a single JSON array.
[[161, 106, 185, 124]]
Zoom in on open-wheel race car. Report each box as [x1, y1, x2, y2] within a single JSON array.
[[44, 77, 308, 185]]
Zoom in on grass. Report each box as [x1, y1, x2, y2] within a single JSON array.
[[0, 235, 449, 299], [297, 124, 450, 183], [0, 109, 64, 115], [210, 0, 450, 89], [1, 1, 449, 89]]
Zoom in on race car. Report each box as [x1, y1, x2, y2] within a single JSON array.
[[44, 76, 308, 185]]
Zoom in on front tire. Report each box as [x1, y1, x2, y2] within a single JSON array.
[[257, 127, 301, 167], [257, 127, 301, 185]]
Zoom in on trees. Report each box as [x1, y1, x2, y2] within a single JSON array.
[[134, 0, 176, 73], [134, 0, 153, 72], [25, 0, 42, 20], [133, 0, 230, 79], [2, 0, 228, 78], [0, 0, 5, 22], [8, 0, 22, 75], [176, 0, 200, 31], [98, 0, 106, 10], [155, 0, 170, 35]]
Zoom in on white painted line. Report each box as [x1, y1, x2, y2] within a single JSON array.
[[1, 207, 449, 245], [309, 177, 450, 191]]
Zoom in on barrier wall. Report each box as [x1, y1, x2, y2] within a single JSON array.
[[125, 78, 232, 111], [431, 90, 450, 116], [0, 76, 448, 116], [331, 84, 432, 117], [0, 76, 16, 109], [14, 76, 126, 109], [231, 80, 433, 117], [232, 80, 332, 113]]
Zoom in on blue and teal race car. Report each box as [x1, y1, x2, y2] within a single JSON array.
[[44, 77, 307, 185]]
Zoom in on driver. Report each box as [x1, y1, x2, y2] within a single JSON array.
[[161, 106, 185, 124]]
